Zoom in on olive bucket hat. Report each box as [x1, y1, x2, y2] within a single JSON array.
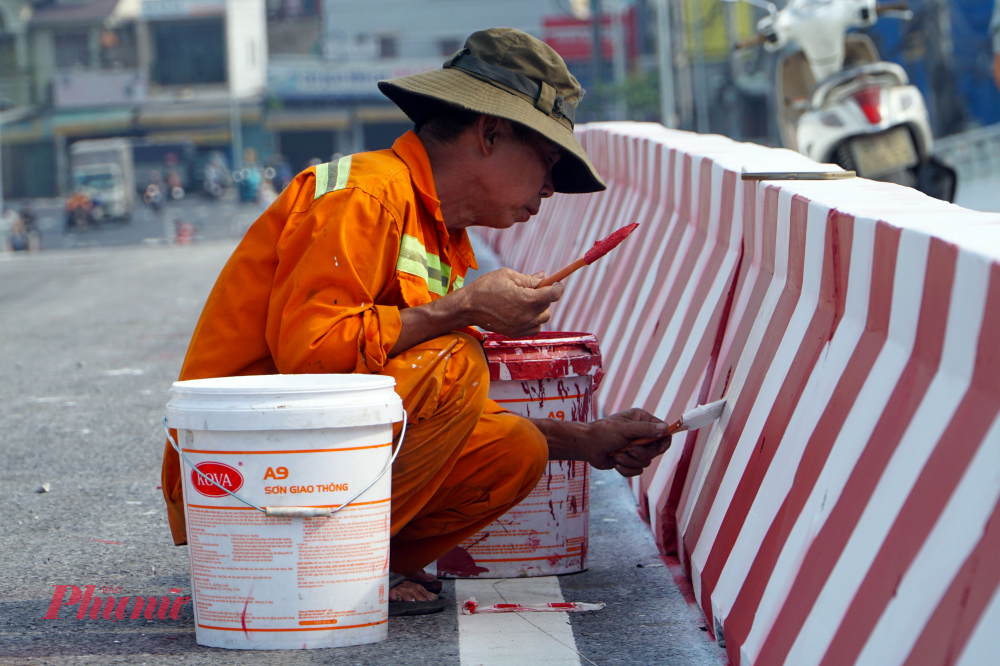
[[378, 28, 606, 194]]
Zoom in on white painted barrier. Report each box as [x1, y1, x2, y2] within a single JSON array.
[[479, 122, 1000, 666]]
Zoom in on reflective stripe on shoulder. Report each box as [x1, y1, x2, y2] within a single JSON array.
[[313, 155, 353, 200], [396, 234, 456, 297]]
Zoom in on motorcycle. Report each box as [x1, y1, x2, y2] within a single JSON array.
[[65, 192, 94, 232], [143, 171, 166, 212], [166, 170, 185, 201], [729, 0, 957, 201], [201, 162, 226, 199], [143, 183, 165, 212]]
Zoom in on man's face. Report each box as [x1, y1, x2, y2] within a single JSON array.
[[471, 128, 561, 230]]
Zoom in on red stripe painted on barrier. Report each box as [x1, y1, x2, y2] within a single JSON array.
[[608, 153, 701, 413], [631, 165, 742, 540], [722, 220, 901, 652], [597, 145, 678, 399], [756, 238, 957, 666], [901, 497, 1000, 666], [651, 254, 743, 554], [683, 187, 795, 567], [587, 139, 658, 341], [595, 140, 670, 358], [817, 257, 1000, 666], [638, 168, 739, 420], [569, 136, 644, 334], [602, 150, 691, 414], [675, 180, 764, 566], [697, 193, 809, 629], [702, 207, 853, 641], [559, 134, 628, 327]]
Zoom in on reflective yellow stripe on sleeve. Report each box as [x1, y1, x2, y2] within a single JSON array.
[[396, 234, 452, 296], [314, 155, 353, 200]]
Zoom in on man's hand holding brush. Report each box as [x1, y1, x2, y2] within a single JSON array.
[[531, 408, 671, 478], [390, 267, 562, 355], [587, 409, 674, 476]]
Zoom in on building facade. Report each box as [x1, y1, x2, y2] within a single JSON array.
[[1, 0, 268, 199], [265, 0, 584, 171]]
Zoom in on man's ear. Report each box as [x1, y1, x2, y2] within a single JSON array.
[[477, 115, 505, 156]]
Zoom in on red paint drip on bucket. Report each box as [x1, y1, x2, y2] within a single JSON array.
[[436, 332, 603, 578]]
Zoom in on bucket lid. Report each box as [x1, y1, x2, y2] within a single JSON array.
[[165, 374, 403, 431], [483, 332, 604, 389]]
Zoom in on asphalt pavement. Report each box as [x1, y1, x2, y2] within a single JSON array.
[[0, 210, 725, 664]]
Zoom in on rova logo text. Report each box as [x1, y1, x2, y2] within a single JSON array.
[[191, 461, 243, 497]]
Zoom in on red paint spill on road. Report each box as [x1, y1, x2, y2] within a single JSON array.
[[438, 546, 490, 577]]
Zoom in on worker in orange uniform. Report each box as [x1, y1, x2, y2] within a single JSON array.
[[161, 28, 672, 616]]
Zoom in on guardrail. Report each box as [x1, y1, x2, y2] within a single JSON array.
[[479, 122, 1000, 666]]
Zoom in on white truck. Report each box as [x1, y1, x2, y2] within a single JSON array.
[[69, 138, 136, 223]]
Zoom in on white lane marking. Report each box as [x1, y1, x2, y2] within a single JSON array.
[[457, 577, 584, 666]]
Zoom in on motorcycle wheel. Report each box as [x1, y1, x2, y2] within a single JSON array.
[[914, 157, 957, 203]]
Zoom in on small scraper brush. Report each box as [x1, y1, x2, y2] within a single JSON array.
[[536, 223, 639, 289], [615, 399, 727, 454]]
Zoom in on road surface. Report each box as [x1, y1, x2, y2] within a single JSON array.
[[0, 233, 724, 665]]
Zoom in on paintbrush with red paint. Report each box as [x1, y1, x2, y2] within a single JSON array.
[[613, 399, 727, 456], [536, 223, 639, 289]]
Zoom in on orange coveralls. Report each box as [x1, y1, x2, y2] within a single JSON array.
[[162, 131, 547, 573]]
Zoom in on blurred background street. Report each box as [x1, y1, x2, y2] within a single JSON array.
[[1, 0, 998, 250], [9, 192, 269, 251]]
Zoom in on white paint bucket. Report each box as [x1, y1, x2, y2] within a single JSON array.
[[435, 333, 603, 578], [165, 375, 402, 650]]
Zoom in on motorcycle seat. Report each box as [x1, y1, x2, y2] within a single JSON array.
[[810, 61, 909, 110]]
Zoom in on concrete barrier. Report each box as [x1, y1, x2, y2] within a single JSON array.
[[478, 122, 1000, 666]]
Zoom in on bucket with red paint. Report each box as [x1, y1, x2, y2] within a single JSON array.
[[435, 332, 603, 578]]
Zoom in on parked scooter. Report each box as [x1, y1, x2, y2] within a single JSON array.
[[729, 0, 956, 201]]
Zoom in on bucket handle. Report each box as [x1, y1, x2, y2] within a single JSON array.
[[162, 410, 407, 519]]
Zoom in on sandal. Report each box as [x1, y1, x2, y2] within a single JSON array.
[[408, 575, 443, 594], [388, 573, 446, 617]]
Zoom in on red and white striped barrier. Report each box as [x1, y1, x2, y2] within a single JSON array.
[[478, 122, 1000, 666]]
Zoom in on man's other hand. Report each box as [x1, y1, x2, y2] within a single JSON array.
[[583, 408, 671, 477], [463, 268, 563, 338]]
